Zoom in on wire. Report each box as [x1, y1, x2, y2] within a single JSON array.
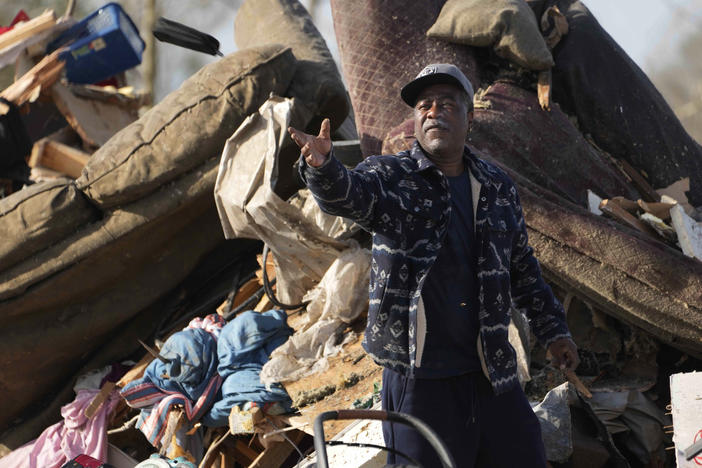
[[265, 416, 306, 461], [221, 284, 267, 321], [262, 244, 309, 310]]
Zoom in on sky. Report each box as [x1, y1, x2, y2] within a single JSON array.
[[584, 0, 702, 72]]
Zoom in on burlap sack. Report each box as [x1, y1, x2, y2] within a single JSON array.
[[427, 0, 554, 71], [0, 179, 98, 271], [0, 159, 219, 302], [76, 45, 297, 208], [235, 0, 349, 132]]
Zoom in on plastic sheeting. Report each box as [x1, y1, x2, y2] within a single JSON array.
[[586, 390, 667, 465], [214, 96, 371, 384], [261, 244, 371, 384], [532, 382, 578, 463], [214, 96, 357, 304]]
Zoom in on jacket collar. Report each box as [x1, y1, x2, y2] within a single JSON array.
[[409, 141, 490, 185]]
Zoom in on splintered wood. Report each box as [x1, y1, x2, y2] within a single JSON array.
[[0, 49, 64, 111], [0, 10, 57, 52], [537, 70, 551, 111], [51, 82, 139, 148], [29, 139, 91, 178]]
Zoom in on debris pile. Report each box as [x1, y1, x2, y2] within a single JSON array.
[[0, 0, 701, 467]]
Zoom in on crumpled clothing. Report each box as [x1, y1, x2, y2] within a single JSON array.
[[186, 313, 226, 340], [121, 318, 224, 446], [0, 389, 120, 468], [217, 310, 293, 372], [202, 310, 294, 426]]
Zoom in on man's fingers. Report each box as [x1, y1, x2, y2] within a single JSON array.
[[288, 126, 308, 149], [319, 118, 331, 140]]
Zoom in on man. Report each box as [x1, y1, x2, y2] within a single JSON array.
[[289, 64, 579, 467]]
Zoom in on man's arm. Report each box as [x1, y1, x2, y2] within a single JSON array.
[[288, 119, 384, 230], [509, 187, 580, 371]]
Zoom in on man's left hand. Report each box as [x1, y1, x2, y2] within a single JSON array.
[[547, 338, 580, 371]]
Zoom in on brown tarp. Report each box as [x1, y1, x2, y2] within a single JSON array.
[[0, 46, 301, 435], [75, 45, 297, 209], [549, 0, 702, 205], [235, 0, 350, 133], [0, 178, 98, 271]]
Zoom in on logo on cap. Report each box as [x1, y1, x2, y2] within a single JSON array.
[[418, 66, 437, 77]]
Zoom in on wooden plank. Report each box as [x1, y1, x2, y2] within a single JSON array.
[[234, 439, 260, 463], [217, 278, 261, 315], [608, 196, 639, 214], [29, 139, 90, 178], [615, 158, 660, 202], [67, 83, 149, 110], [0, 10, 56, 51], [247, 429, 306, 468], [599, 199, 659, 240], [84, 381, 116, 419], [658, 177, 696, 216], [253, 294, 273, 312], [117, 353, 153, 388], [51, 82, 138, 147], [637, 200, 675, 221], [233, 278, 262, 308], [1, 49, 64, 108]]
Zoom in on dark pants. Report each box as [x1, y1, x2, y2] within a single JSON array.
[[381, 368, 547, 468]]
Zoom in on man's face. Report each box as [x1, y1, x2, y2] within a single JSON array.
[[413, 83, 472, 159]]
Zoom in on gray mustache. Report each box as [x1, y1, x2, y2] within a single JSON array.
[[423, 119, 449, 132]]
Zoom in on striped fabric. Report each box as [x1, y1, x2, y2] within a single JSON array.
[[300, 142, 571, 394], [121, 314, 225, 446]]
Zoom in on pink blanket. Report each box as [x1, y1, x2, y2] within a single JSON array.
[[0, 388, 119, 468]]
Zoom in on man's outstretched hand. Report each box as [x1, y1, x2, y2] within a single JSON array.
[[288, 118, 332, 168], [547, 337, 580, 371]]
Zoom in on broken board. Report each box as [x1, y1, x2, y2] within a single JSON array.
[[51, 82, 138, 148]]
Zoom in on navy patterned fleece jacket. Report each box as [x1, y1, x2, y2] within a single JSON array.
[[300, 142, 571, 394]]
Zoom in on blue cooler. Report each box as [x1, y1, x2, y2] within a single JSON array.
[[47, 3, 145, 84]]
